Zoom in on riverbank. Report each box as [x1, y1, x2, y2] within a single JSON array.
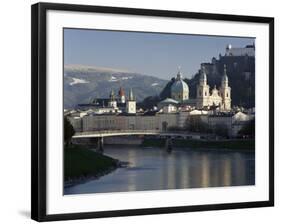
[[64, 145, 255, 194], [64, 145, 120, 187], [142, 138, 255, 150]]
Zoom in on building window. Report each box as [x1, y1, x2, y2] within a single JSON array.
[[227, 93, 229, 97], [205, 91, 207, 96]]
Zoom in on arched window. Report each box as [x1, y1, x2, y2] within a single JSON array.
[[205, 91, 207, 96], [227, 93, 229, 97]]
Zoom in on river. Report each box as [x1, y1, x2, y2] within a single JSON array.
[[64, 146, 255, 195]]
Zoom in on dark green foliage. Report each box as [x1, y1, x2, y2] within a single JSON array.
[[141, 138, 166, 147], [238, 119, 255, 138], [184, 74, 200, 99], [159, 77, 175, 99], [64, 145, 118, 181], [64, 117, 75, 146], [213, 124, 229, 138], [138, 95, 161, 110], [187, 116, 211, 133], [218, 56, 255, 108]]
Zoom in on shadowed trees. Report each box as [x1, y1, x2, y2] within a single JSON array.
[[64, 116, 75, 146], [238, 119, 255, 138]]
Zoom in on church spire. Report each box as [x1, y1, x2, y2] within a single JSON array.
[[129, 88, 135, 101], [109, 89, 115, 101], [176, 66, 183, 80], [118, 87, 126, 103], [200, 65, 207, 85], [224, 64, 227, 75], [220, 64, 231, 111], [126, 88, 136, 114], [222, 64, 229, 87]]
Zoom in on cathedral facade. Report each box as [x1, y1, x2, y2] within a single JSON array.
[[169, 65, 231, 111], [196, 65, 231, 110]]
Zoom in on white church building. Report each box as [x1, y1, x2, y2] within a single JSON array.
[[161, 64, 232, 111]]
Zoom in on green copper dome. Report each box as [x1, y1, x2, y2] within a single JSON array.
[[171, 72, 189, 94]]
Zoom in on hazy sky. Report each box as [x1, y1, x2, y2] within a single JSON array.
[[64, 28, 254, 80]]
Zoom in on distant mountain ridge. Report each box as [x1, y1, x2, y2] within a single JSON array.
[[64, 65, 168, 108]]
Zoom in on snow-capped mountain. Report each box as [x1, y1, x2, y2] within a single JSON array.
[[64, 65, 168, 108]]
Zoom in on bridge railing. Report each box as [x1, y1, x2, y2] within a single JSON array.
[[73, 129, 212, 137], [74, 129, 160, 136]]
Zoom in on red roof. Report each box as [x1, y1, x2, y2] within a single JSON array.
[[118, 87, 125, 96]]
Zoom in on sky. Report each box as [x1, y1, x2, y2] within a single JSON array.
[[64, 28, 254, 80]]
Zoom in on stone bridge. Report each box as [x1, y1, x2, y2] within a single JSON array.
[[72, 129, 206, 138], [72, 130, 208, 152]]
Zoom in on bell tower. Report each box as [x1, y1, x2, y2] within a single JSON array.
[[196, 65, 210, 108], [108, 89, 117, 108], [118, 87, 126, 103], [126, 88, 136, 114], [220, 65, 231, 110]]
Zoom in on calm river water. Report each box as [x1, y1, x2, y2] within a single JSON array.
[[64, 146, 255, 195]]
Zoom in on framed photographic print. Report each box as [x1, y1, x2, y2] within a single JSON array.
[[31, 2, 274, 222]]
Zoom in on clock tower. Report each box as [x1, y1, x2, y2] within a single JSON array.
[[126, 88, 136, 114]]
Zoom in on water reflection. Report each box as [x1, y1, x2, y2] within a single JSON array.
[[64, 146, 255, 195]]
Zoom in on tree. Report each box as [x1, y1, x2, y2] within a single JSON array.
[[186, 116, 211, 133], [214, 124, 229, 138], [64, 116, 75, 146], [238, 119, 255, 138], [159, 78, 175, 99], [139, 95, 160, 110]]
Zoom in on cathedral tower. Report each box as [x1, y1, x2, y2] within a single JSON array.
[[118, 87, 126, 103], [196, 65, 210, 108], [220, 65, 231, 110], [126, 88, 136, 114], [108, 89, 117, 108]]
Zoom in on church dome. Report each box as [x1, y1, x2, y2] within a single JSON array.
[[171, 78, 189, 94], [170, 69, 189, 101], [159, 98, 179, 105]]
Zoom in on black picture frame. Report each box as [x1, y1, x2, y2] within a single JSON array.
[[31, 2, 274, 222]]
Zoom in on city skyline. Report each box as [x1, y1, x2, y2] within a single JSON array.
[[64, 29, 256, 196], [64, 28, 255, 79]]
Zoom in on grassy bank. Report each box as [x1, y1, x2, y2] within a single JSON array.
[[64, 145, 118, 182], [142, 138, 255, 150]]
